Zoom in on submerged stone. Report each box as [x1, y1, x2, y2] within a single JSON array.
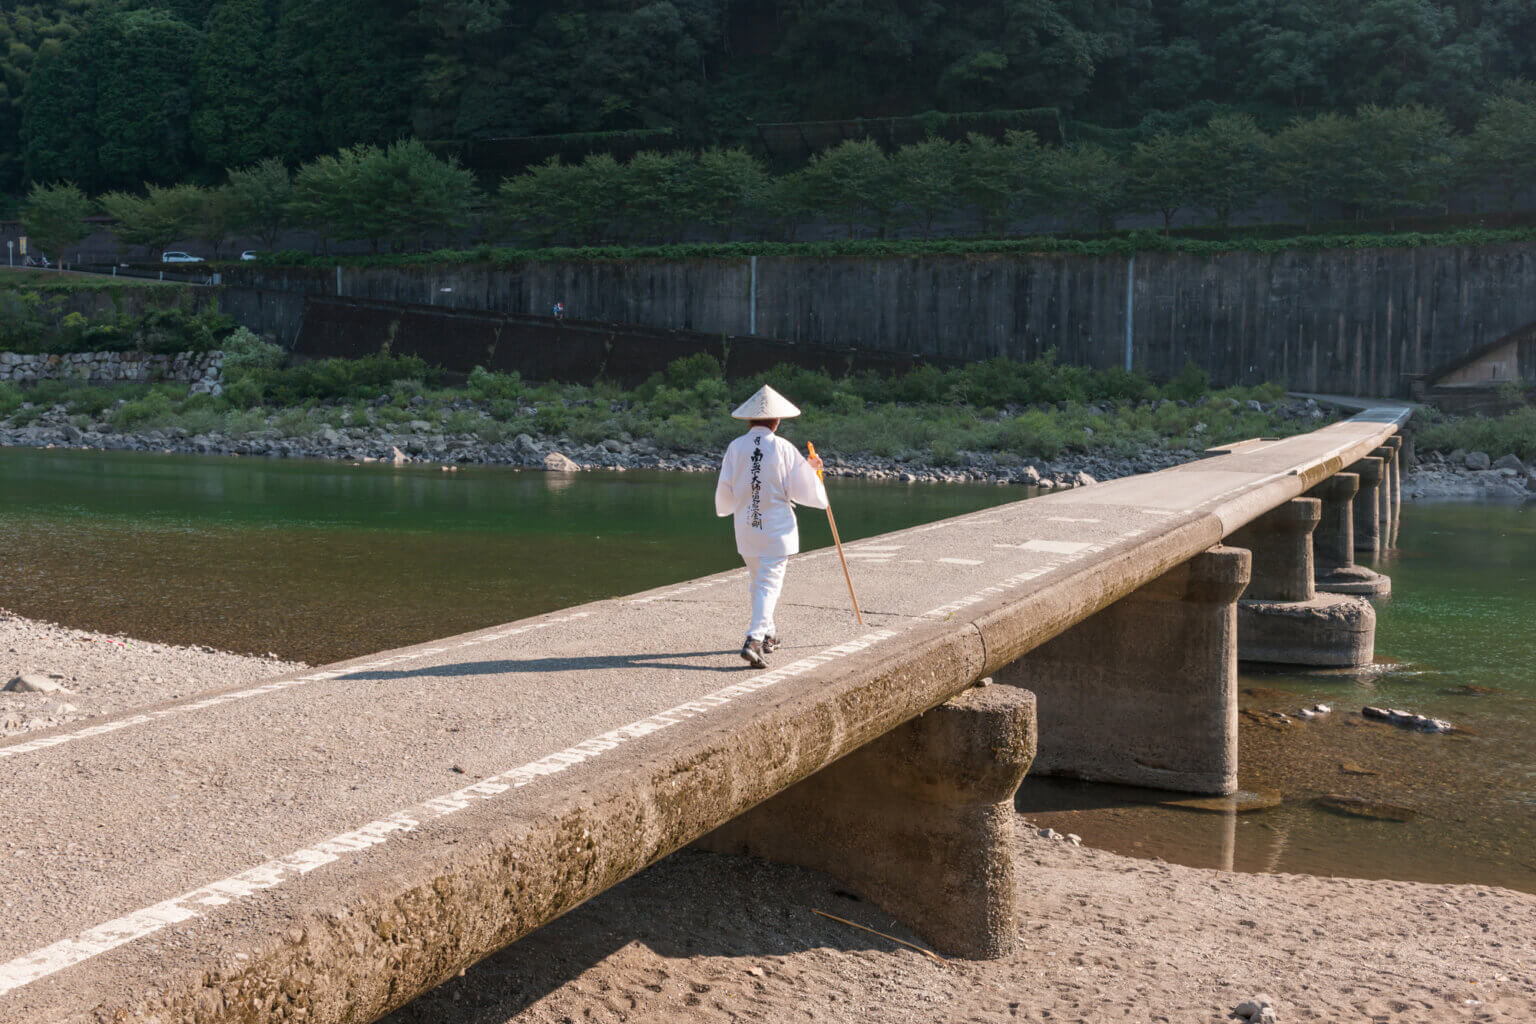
[[1314, 795, 1416, 822], [1129, 789, 1283, 815]]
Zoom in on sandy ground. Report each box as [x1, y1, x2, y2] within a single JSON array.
[[5, 610, 1533, 1022], [378, 829, 1536, 1024], [0, 607, 305, 736]]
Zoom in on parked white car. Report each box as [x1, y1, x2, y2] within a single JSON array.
[[161, 251, 203, 263], [239, 250, 261, 261]]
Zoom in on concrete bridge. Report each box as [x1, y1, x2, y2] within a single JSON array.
[[0, 410, 1406, 1023]]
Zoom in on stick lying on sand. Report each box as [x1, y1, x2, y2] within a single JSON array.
[[812, 909, 947, 964]]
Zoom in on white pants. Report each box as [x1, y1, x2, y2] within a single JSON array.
[[743, 554, 788, 641]]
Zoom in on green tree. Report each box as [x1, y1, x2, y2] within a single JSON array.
[[1041, 144, 1128, 232], [800, 140, 896, 239], [498, 157, 580, 246], [92, 8, 201, 190], [195, 184, 240, 259], [1191, 114, 1268, 227], [100, 184, 206, 256], [191, 0, 275, 171], [622, 150, 695, 244], [1128, 132, 1201, 231], [1347, 104, 1459, 224], [1267, 113, 1356, 229], [1467, 94, 1536, 213], [692, 148, 769, 242], [892, 139, 958, 240], [360, 138, 480, 251], [955, 133, 1024, 237], [20, 181, 94, 260], [288, 150, 363, 252], [227, 157, 292, 249], [19, 30, 100, 190]]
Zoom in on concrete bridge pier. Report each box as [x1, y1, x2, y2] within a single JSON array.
[[993, 546, 1249, 797], [1309, 472, 1391, 596], [695, 685, 1036, 959], [1228, 498, 1376, 668], [1350, 455, 1385, 559]]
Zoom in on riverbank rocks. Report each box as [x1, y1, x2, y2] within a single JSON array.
[[1492, 453, 1526, 473], [4, 672, 70, 693], [1465, 450, 1491, 470], [0, 393, 1329, 489], [1403, 452, 1531, 501], [544, 452, 581, 473], [1234, 995, 1278, 1023]]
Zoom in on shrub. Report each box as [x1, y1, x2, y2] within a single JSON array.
[[250, 353, 439, 405], [1164, 361, 1211, 402], [664, 353, 723, 390], [130, 306, 237, 355], [111, 389, 177, 430], [466, 366, 524, 402], [221, 326, 285, 374]]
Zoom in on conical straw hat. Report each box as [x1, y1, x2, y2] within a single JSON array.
[[731, 384, 802, 420]]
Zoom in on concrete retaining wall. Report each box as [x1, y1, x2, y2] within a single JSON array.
[[221, 242, 1536, 395], [0, 349, 224, 392], [292, 296, 940, 383]]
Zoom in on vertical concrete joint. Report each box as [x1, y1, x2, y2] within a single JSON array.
[[695, 685, 1036, 960], [994, 546, 1250, 797]]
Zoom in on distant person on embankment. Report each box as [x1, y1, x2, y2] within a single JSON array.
[[714, 385, 827, 668]]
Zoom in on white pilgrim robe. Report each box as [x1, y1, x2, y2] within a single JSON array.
[[714, 426, 828, 556]]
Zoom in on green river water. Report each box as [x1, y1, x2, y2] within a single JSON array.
[[1, 447, 1532, 893]]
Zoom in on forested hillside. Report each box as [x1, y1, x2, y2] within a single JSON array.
[[5, 0, 1536, 196]]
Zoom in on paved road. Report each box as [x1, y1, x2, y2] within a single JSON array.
[[0, 410, 1405, 1023]]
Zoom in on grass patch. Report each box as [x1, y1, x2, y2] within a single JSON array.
[[1, 351, 1327, 464], [1416, 406, 1536, 462]]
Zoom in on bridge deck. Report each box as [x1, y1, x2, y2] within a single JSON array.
[[0, 410, 1405, 1023]]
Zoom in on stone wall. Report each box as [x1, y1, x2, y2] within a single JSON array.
[[0, 350, 224, 393]]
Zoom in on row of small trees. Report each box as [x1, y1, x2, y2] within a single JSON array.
[[20, 96, 1536, 258], [501, 100, 1536, 243], [21, 140, 478, 260]]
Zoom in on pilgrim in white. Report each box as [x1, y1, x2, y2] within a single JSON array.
[[714, 385, 828, 667]]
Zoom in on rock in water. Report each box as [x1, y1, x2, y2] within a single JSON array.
[[391, 446, 409, 465], [1314, 795, 1416, 822], [4, 673, 70, 693], [544, 452, 581, 473]]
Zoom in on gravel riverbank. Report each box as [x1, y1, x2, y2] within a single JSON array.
[[0, 608, 305, 737], [0, 397, 1340, 488], [382, 827, 1536, 1024]]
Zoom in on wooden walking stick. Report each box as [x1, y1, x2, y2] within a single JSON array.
[[806, 442, 863, 625]]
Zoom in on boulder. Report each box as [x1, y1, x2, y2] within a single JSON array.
[[1465, 450, 1491, 470], [4, 673, 70, 694], [1492, 453, 1526, 473], [543, 452, 581, 473]]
